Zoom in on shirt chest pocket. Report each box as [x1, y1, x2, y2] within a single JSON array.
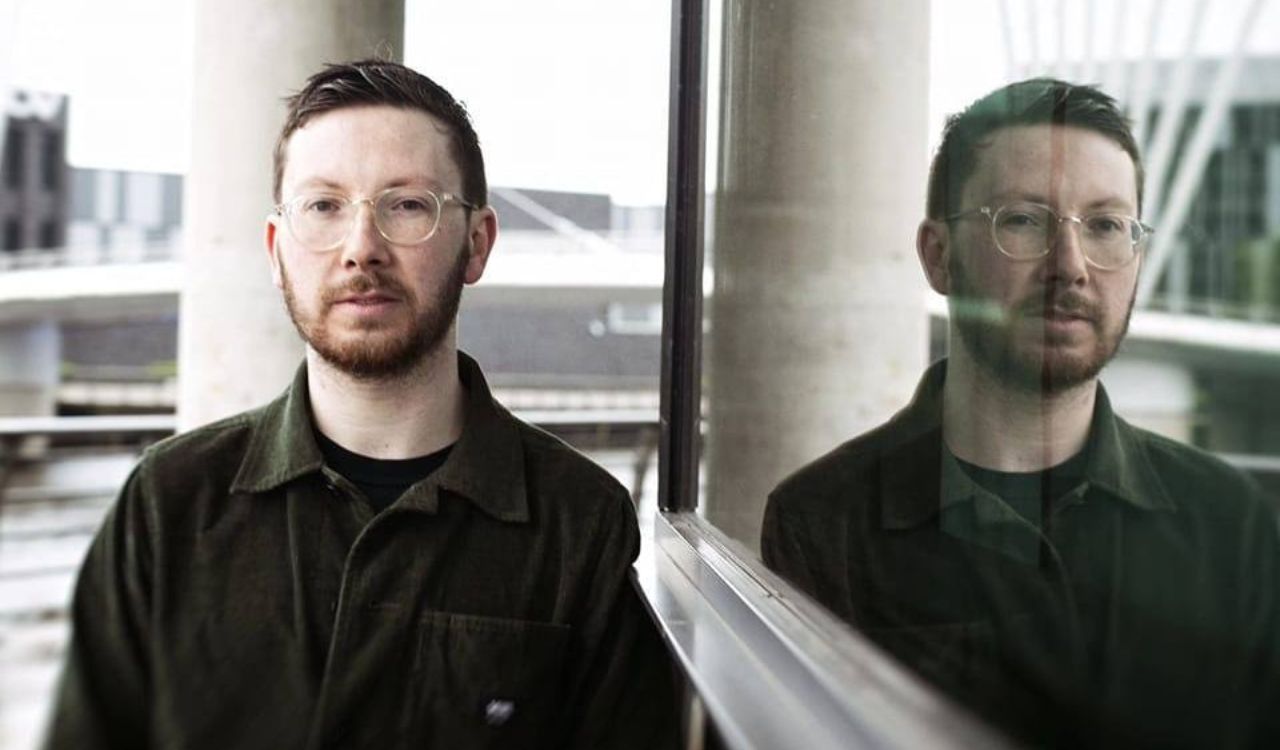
[[865, 618, 999, 685], [409, 612, 571, 749]]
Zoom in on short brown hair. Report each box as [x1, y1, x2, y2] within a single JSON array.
[[926, 78, 1144, 220], [273, 59, 487, 206]]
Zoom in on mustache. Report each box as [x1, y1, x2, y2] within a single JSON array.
[[321, 272, 410, 305], [1015, 289, 1099, 320]]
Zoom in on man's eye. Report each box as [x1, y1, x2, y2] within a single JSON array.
[[388, 197, 432, 213], [302, 198, 342, 214], [1087, 216, 1127, 235], [999, 211, 1045, 228]]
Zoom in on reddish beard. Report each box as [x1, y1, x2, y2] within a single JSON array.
[[280, 245, 469, 380], [948, 256, 1133, 394]]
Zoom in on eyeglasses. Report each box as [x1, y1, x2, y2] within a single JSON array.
[[946, 202, 1153, 270], [272, 187, 479, 251]]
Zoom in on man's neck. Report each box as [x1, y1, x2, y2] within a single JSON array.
[[942, 345, 1096, 473], [305, 344, 466, 460]]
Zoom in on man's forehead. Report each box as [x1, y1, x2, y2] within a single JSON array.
[[289, 102, 450, 137], [962, 124, 1139, 208], [281, 105, 459, 192]]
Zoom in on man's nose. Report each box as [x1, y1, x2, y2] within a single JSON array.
[[1045, 217, 1090, 283], [340, 201, 390, 268]]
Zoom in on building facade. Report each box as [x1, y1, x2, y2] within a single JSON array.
[[1, 90, 69, 255]]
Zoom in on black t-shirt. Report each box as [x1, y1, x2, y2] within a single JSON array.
[[955, 448, 1089, 529], [315, 430, 454, 513]]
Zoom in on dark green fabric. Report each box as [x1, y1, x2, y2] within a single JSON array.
[[763, 359, 1280, 749], [45, 352, 678, 750]]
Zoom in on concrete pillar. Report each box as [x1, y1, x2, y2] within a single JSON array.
[[178, 0, 404, 429], [0, 320, 59, 417], [705, 1, 931, 549]]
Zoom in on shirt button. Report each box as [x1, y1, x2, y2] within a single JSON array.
[[484, 699, 515, 726]]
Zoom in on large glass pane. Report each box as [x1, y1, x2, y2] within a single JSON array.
[[695, 0, 1280, 745]]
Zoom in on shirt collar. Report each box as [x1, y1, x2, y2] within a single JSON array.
[[1081, 384, 1177, 513], [230, 351, 531, 523], [880, 359, 1176, 530], [230, 364, 325, 495], [878, 360, 948, 530], [426, 352, 530, 523]]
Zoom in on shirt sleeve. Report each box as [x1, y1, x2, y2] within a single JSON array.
[[42, 463, 154, 750], [1240, 487, 1280, 745], [560, 491, 680, 750], [761, 489, 822, 594]]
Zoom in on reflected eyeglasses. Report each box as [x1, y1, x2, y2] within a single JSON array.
[[946, 202, 1152, 270]]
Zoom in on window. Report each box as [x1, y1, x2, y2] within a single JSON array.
[[3, 126, 24, 188], [42, 130, 62, 190], [38, 220, 58, 249], [653, 0, 1280, 746], [3, 219, 21, 251]]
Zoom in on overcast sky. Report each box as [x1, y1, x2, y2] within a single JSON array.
[[3, 0, 1278, 205]]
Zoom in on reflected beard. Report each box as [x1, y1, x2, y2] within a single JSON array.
[[281, 246, 469, 380], [948, 257, 1133, 395]]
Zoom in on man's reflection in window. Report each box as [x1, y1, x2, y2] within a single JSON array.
[[762, 78, 1280, 749]]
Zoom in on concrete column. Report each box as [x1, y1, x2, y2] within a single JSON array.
[[0, 319, 60, 417], [179, 0, 404, 429], [705, 1, 931, 549]]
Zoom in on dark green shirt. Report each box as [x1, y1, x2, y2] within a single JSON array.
[[763, 360, 1280, 749], [45, 353, 676, 749]]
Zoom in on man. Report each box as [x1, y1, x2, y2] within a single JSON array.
[[763, 78, 1280, 748], [46, 60, 675, 749]]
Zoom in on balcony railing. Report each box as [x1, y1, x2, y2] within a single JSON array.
[[0, 241, 179, 272]]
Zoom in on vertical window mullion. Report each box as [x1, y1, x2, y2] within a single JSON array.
[[659, 0, 709, 513]]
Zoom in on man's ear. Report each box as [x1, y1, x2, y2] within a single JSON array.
[[916, 219, 952, 295], [463, 206, 499, 285], [265, 217, 284, 290]]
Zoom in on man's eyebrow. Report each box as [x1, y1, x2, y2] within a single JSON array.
[[1082, 196, 1137, 212], [986, 190, 1049, 205], [986, 191, 1136, 212], [382, 177, 445, 191], [292, 177, 446, 193], [292, 177, 347, 193]]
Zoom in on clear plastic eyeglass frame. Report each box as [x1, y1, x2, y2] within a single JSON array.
[[272, 187, 480, 251]]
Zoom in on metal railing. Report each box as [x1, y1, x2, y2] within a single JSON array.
[[0, 241, 179, 272]]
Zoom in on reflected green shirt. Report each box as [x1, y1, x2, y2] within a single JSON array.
[[763, 360, 1280, 749], [45, 353, 676, 750]]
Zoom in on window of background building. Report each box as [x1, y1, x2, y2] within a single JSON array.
[[38, 220, 57, 249], [41, 131, 61, 190], [3, 219, 21, 251], [3, 126, 24, 188]]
